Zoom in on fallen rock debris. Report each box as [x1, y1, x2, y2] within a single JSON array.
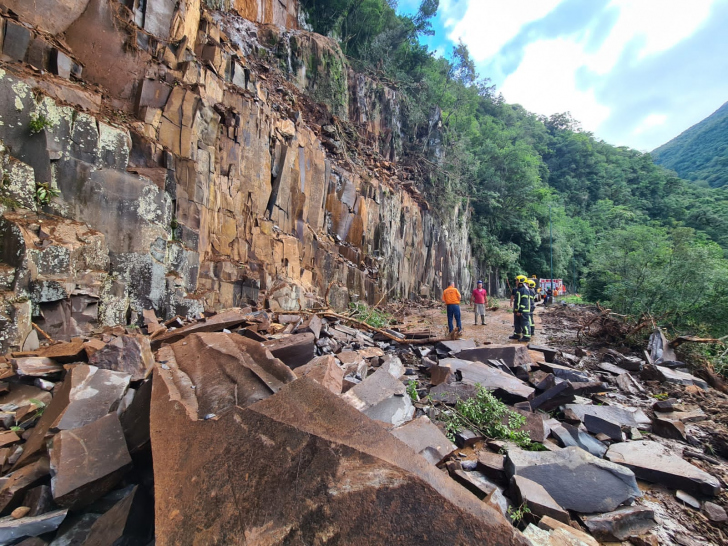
[[0, 305, 724, 545]]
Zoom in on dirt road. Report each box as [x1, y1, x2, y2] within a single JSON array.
[[399, 299, 546, 346]]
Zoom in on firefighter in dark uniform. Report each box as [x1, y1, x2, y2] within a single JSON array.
[[509, 275, 531, 342]]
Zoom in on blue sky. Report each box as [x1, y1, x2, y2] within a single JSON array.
[[397, 0, 728, 151]]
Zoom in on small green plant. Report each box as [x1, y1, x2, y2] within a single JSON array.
[[406, 380, 418, 402], [35, 182, 60, 205], [652, 392, 670, 401], [29, 113, 52, 135], [507, 503, 531, 525], [441, 385, 534, 449], [348, 301, 392, 329], [9, 426, 23, 432]]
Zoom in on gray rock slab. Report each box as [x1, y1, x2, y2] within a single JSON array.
[[505, 446, 641, 513], [540, 362, 591, 383], [598, 362, 628, 375], [510, 475, 569, 523], [656, 366, 709, 390], [583, 506, 656, 541], [434, 339, 477, 355], [341, 368, 414, 426], [564, 404, 650, 428], [652, 417, 687, 441], [583, 413, 623, 442], [263, 333, 316, 370], [456, 345, 532, 367], [453, 361, 534, 402], [530, 381, 574, 412], [703, 501, 727, 523], [550, 422, 607, 458], [0, 508, 68, 543], [391, 416, 456, 464], [606, 441, 720, 496]]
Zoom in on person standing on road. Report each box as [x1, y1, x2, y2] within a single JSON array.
[[509, 275, 531, 342], [472, 280, 488, 325], [442, 281, 462, 335]]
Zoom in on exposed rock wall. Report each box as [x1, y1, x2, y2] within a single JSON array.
[[0, 1, 473, 350]]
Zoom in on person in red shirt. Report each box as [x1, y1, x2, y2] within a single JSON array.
[[472, 280, 488, 325]]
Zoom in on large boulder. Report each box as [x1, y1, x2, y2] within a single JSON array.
[[151, 364, 530, 545], [505, 446, 641, 513]]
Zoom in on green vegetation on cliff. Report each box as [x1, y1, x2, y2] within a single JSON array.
[[301, 0, 728, 339], [652, 101, 728, 188]]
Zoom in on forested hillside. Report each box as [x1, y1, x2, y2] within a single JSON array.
[[652, 101, 728, 188], [301, 0, 728, 341]]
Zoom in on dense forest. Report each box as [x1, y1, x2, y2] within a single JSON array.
[[652, 101, 728, 189], [300, 0, 728, 346]]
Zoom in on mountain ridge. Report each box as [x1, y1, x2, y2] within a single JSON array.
[[652, 100, 728, 187]]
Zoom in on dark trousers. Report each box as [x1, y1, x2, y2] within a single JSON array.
[[517, 313, 530, 337], [447, 304, 462, 332]]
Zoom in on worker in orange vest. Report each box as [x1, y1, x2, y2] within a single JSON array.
[[442, 281, 462, 335]]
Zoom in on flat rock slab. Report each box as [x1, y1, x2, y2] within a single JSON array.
[[527, 345, 559, 363], [583, 506, 656, 541], [510, 475, 569, 523], [263, 332, 316, 369], [539, 362, 591, 383], [151, 309, 255, 348], [0, 385, 52, 412], [564, 404, 650, 428], [598, 362, 628, 375], [88, 335, 154, 381], [606, 441, 720, 496], [435, 339, 476, 355], [438, 360, 534, 403], [583, 413, 623, 442], [50, 413, 132, 509], [456, 345, 532, 368], [294, 355, 344, 394], [652, 417, 687, 441], [0, 508, 68, 544], [11, 357, 63, 377], [530, 381, 574, 412], [150, 372, 530, 545], [391, 416, 456, 464], [53, 364, 131, 431], [342, 368, 414, 426], [550, 422, 607, 458], [656, 366, 709, 390], [506, 446, 641, 513], [34, 338, 87, 363]]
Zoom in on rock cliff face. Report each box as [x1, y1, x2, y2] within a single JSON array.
[[0, 0, 473, 351]]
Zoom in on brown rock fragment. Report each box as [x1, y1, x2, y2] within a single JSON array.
[[294, 355, 344, 394], [262, 332, 316, 369], [0, 457, 50, 513], [11, 358, 63, 377], [49, 413, 132, 509], [151, 372, 530, 546], [88, 335, 153, 381]]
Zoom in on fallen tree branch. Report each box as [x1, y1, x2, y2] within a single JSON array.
[[32, 322, 54, 344], [319, 310, 452, 345], [669, 335, 725, 348]]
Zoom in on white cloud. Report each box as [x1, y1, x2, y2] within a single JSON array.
[[500, 39, 611, 132], [444, 0, 564, 61], [445, 0, 719, 147]]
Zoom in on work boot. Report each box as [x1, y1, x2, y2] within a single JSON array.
[[531, 328, 536, 336], [521, 336, 531, 342], [508, 334, 520, 340], [481, 315, 486, 325]]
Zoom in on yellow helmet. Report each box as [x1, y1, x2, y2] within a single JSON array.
[[516, 275, 527, 283], [531, 275, 537, 279], [528, 280, 536, 288]]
